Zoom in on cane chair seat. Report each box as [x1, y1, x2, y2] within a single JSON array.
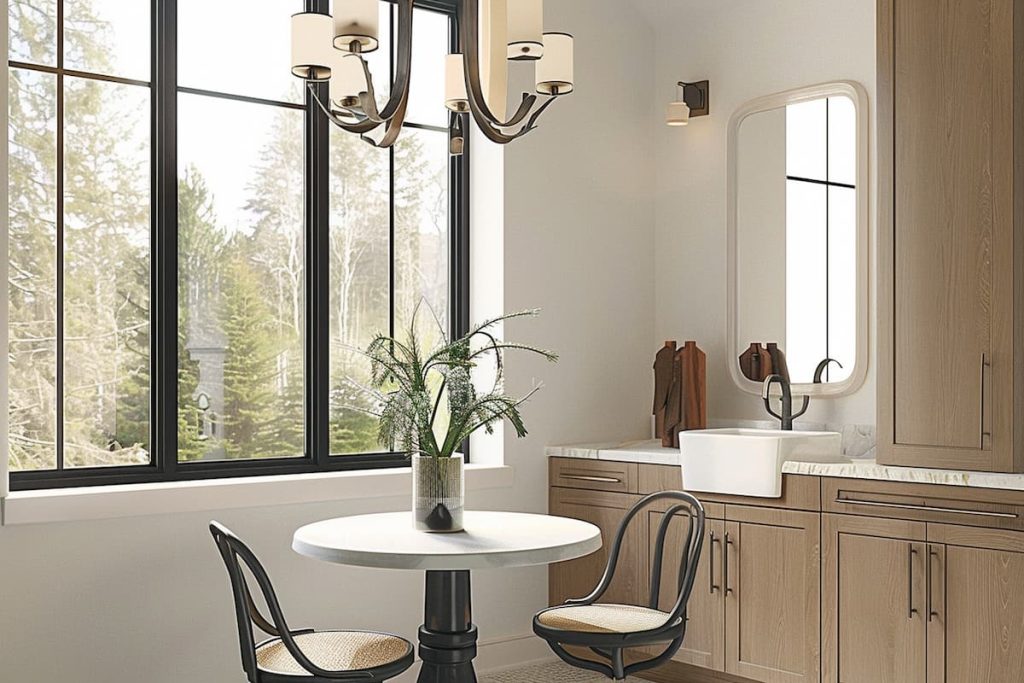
[[255, 630, 412, 677], [255, 631, 413, 677], [536, 604, 675, 634]]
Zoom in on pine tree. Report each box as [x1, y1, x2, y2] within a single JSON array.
[[219, 246, 287, 459], [176, 169, 223, 461]]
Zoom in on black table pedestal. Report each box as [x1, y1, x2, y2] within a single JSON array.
[[418, 570, 478, 683]]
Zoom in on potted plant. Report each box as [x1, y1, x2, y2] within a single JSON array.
[[362, 307, 557, 532]]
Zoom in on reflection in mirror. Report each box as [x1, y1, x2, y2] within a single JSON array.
[[735, 93, 857, 387]]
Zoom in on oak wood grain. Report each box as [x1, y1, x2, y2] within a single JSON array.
[[550, 458, 639, 494], [548, 487, 642, 607], [639, 464, 821, 512], [641, 514, 726, 672], [724, 507, 820, 683], [941, 541, 1024, 682], [822, 513, 927, 683], [879, 0, 1024, 472], [822, 477, 1024, 532]]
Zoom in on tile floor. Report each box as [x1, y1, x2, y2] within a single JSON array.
[[480, 660, 641, 682]]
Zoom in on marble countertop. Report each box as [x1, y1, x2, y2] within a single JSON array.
[[546, 439, 1024, 492]]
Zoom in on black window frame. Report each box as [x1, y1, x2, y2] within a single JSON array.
[[8, 0, 470, 491]]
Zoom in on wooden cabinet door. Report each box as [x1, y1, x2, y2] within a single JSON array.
[[548, 487, 642, 606], [927, 526, 1024, 682], [723, 506, 820, 683], [822, 514, 927, 683], [879, 0, 1021, 472], [645, 512, 725, 671]]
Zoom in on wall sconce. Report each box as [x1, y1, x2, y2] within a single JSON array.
[[666, 80, 710, 126]]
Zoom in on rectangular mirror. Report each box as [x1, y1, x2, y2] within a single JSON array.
[[727, 82, 869, 397]]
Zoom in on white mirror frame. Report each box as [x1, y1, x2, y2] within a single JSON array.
[[726, 81, 870, 398]]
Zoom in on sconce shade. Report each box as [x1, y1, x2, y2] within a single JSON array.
[[330, 53, 366, 111], [291, 12, 333, 81], [445, 54, 470, 112], [334, 0, 380, 53], [536, 32, 574, 95], [507, 0, 545, 61], [666, 100, 690, 126]]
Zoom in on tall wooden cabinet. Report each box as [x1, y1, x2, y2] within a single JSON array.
[[878, 0, 1024, 472]]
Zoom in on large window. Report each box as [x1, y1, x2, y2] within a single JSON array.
[[7, 0, 468, 489]]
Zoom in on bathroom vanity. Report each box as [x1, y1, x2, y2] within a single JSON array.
[[547, 444, 1024, 683]]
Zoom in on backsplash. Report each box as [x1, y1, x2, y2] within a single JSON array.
[[708, 419, 876, 460]]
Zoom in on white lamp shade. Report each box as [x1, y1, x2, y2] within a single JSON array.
[[330, 53, 367, 109], [334, 0, 380, 53], [536, 32, 573, 95], [291, 12, 333, 81], [445, 54, 469, 112], [507, 0, 544, 60], [666, 100, 690, 126]]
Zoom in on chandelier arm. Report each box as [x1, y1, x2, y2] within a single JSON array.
[[307, 82, 382, 134], [497, 92, 539, 128], [460, 0, 539, 130], [359, 0, 414, 124], [468, 93, 556, 145], [367, 89, 411, 148], [515, 93, 558, 134]]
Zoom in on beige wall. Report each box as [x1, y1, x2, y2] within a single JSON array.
[[0, 1, 657, 681], [642, 0, 876, 425]]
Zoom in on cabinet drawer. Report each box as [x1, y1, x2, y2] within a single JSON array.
[[823, 478, 1024, 531], [549, 457, 638, 493]]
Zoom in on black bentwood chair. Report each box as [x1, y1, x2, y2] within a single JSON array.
[[533, 491, 706, 682], [209, 522, 415, 682]]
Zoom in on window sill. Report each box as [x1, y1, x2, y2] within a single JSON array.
[[0, 464, 514, 527]]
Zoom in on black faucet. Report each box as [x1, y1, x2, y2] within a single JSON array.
[[762, 374, 810, 430]]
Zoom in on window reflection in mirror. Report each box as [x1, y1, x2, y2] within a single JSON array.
[[735, 94, 857, 386]]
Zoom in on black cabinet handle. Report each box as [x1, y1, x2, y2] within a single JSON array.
[[908, 544, 918, 619], [928, 546, 940, 622], [724, 533, 735, 595], [709, 531, 720, 594]]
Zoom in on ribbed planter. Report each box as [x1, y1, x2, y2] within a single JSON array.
[[412, 454, 465, 533]]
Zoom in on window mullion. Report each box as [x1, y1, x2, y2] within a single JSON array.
[[388, 3, 397, 341], [305, 0, 331, 465], [152, 0, 179, 475], [55, 0, 65, 471]]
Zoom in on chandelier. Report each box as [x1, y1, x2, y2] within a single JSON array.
[[290, 0, 574, 155]]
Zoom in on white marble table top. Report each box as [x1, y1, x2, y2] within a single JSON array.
[[293, 511, 602, 571]]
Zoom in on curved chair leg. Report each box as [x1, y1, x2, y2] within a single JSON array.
[[623, 636, 684, 678], [547, 642, 615, 679]]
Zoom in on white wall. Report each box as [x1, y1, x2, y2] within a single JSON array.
[[641, 0, 876, 426], [0, 1, 656, 681]]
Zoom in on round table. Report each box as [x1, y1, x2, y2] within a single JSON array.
[[293, 510, 602, 682]]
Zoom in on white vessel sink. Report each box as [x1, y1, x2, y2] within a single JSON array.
[[679, 428, 845, 498]]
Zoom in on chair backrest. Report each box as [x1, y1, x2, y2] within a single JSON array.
[[210, 523, 378, 681], [569, 491, 705, 627], [210, 522, 289, 681]]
